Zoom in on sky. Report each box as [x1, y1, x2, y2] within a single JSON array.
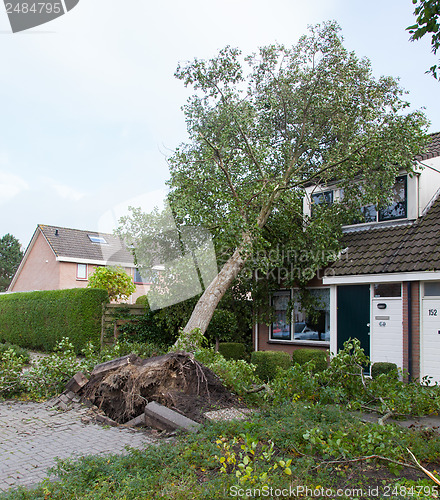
[[0, 0, 439, 247]]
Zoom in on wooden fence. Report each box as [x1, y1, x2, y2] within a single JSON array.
[[100, 303, 146, 347]]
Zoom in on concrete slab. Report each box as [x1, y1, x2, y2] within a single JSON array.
[[144, 401, 200, 433]]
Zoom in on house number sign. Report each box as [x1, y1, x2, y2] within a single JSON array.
[[429, 309, 438, 316], [379, 321, 386, 327]]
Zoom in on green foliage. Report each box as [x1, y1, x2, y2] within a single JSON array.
[[4, 402, 440, 499], [0, 233, 23, 292], [371, 361, 399, 379], [195, 348, 261, 399], [135, 294, 149, 305], [215, 434, 292, 486], [408, 0, 440, 78], [0, 348, 26, 397], [205, 309, 238, 344], [218, 342, 247, 361], [23, 338, 86, 399], [0, 342, 30, 364], [172, 328, 207, 352], [291, 349, 328, 372], [87, 266, 136, 301], [0, 288, 108, 352], [117, 307, 169, 347], [250, 351, 291, 382]]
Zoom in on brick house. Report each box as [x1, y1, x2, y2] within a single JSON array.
[[255, 132, 440, 382], [8, 224, 151, 303]]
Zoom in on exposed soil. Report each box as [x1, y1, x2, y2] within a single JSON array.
[[80, 352, 242, 424]]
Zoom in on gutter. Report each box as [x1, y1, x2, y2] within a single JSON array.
[[407, 282, 413, 380]]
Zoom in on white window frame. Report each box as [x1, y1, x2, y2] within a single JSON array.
[[77, 263, 88, 280]]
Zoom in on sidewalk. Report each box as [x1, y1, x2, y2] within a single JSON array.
[[0, 400, 157, 492]]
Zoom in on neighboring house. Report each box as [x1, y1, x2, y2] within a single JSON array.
[[8, 225, 151, 303], [255, 132, 440, 383]]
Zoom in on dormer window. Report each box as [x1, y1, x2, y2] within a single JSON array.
[[311, 190, 333, 207], [358, 175, 407, 224], [88, 235, 108, 244]]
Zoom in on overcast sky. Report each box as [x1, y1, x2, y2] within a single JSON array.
[[0, 0, 439, 247]]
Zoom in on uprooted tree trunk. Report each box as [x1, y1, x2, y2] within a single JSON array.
[[180, 236, 251, 338], [174, 191, 282, 349]]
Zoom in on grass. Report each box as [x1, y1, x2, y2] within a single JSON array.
[[1, 402, 440, 500]]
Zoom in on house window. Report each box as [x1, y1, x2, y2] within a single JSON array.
[[270, 290, 292, 340], [356, 176, 407, 224], [374, 283, 401, 298], [134, 268, 152, 284], [77, 263, 87, 280], [88, 235, 108, 244], [270, 288, 330, 343], [311, 190, 333, 216], [293, 288, 330, 342], [424, 282, 440, 297]]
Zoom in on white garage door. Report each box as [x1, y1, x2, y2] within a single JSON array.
[[421, 297, 440, 383]]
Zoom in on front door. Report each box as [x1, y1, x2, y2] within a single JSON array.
[[337, 285, 370, 358]]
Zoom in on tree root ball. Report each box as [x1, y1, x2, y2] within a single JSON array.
[[80, 352, 240, 424]]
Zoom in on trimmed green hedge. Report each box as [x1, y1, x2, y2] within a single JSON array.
[[218, 342, 247, 361], [0, 288, 108, 352], [371, 362, 398, 379], [292, 348, 328, 372], [251, 350, 291, 381]]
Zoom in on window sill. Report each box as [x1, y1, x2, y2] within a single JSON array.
[[267, 340, 329, 347]]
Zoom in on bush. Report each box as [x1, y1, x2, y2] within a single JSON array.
[[206, 309, 238, 345], [371, 362, 398, 379], [0, 288, 108, 352], [291, 348, 328, 372], [218, 342, 247, 361], [251, 351, 291, 382], [195, 348, 261, 400], [135, 295, 149, 306], [0, 342, 30, 364]]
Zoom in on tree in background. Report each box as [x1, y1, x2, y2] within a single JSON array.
[[408, 0, 440, 78], [120, 22, 429, 340], [87, 266, 136, 302], [0, 234, 23, 292]]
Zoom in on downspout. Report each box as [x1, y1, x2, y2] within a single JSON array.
[[407, 282, 413, 380]]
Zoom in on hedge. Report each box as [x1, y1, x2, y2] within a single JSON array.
[[250, 350, 291, 381], [371, 362, 398, 379], [0, 288, 108, 352], [218, 342, 247, 361], [292, 348, 328, 372]]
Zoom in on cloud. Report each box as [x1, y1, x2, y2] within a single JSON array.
[[44, 178, 85, 201], [0, 171, 29, 205]]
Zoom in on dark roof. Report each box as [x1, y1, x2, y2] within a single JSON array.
[[417, 132, 440, 161], [328, 196, 440, 276], [39, 224, 135, 265]]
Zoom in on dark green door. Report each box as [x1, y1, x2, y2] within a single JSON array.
[[337, 285, 370, 357]]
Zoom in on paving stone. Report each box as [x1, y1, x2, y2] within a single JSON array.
[[0, 400, 158, 493]]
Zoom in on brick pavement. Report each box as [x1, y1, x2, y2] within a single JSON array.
[[0, 400, 157, 492]]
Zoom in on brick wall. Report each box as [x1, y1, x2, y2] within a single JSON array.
[[402, 281, 420, 380]]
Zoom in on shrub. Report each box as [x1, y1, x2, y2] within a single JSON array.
[[0, 288, 108, 352], [250, 351, 291, 382], [87, 266, 135, 301], [0, 342, 30, 364], [371, 362, 398, 379], [291, 348, 328, 372], [218, 342, 247, 361], [195, 348, 261, 399], [0, 348, 26, 397], [205, 309, 238, 345], [135, 295, 149, 305]]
